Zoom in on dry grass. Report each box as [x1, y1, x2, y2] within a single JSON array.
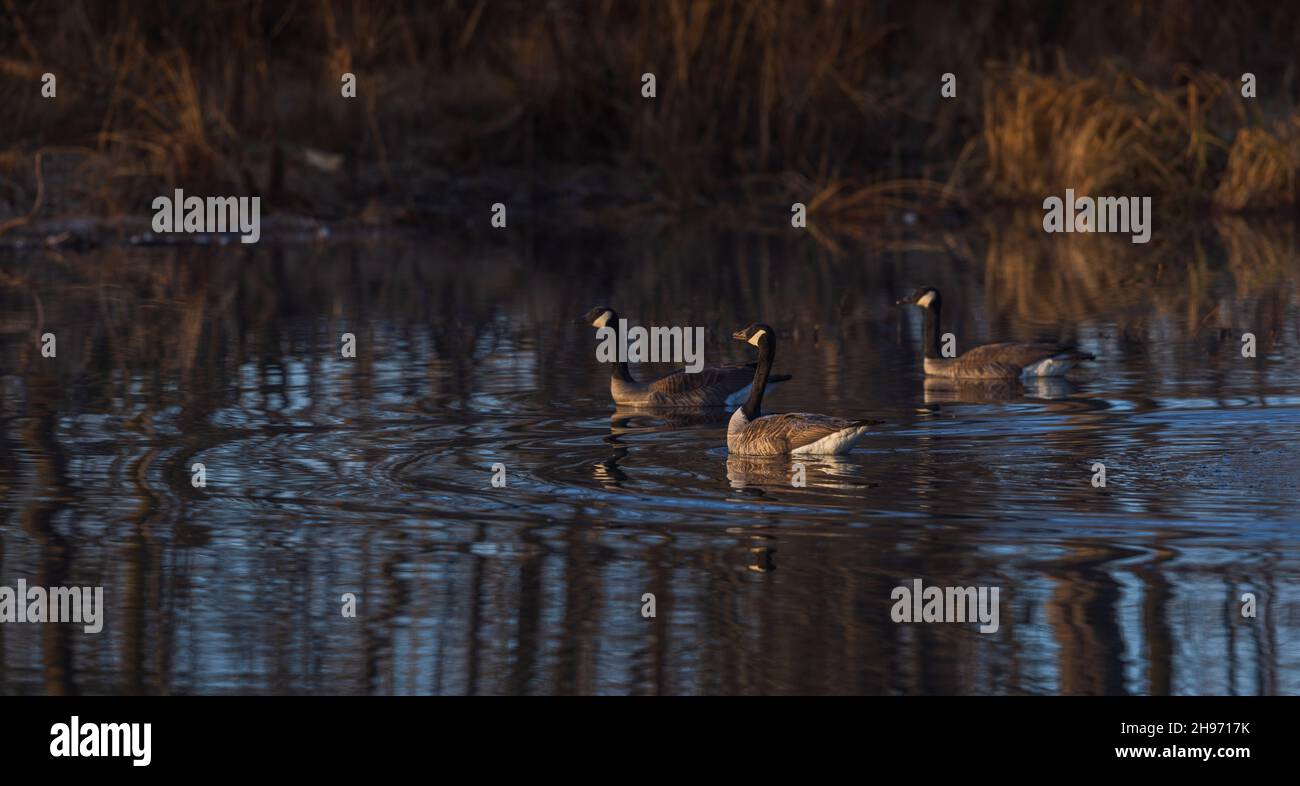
[[1213, 119, 1300, 211], [1, 0, 1298, 233], [978, 63, 1298, 211], [980, 66, 1150, 198]]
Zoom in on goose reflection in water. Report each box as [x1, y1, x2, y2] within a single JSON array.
[[596, 408, 734, 488], [922, 376, 1077, 404], [725, 454, 866, 492], [609, 407, 731, 433]]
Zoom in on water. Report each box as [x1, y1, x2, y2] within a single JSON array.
[[1, 219, 1298, 695]]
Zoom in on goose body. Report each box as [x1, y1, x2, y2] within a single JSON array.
[[728, 407, 873, 456], [898, 287, 1094, 380], [611, 364, 773, 407], [578, 307, 790, 407], [726, 323, 876, 456]]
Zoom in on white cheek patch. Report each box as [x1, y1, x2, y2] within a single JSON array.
[[916, 291, 936, 307], [592, 310, 614, 328], [747, 329, 767, 346]]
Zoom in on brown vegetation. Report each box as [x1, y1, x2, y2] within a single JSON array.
[[1, 0, 1298, 234]]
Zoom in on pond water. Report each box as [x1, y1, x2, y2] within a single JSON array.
[[1, 218, 1297, 694]]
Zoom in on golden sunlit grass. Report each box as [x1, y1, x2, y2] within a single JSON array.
[[1213, 119, 1300, 212], [980, 67, 1149, 199], [0, 0, 1297, 236], [977, 64, 1298, 211]]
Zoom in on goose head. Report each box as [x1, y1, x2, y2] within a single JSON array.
[[732, 323, 775, 348], [896, 286, 940, 309], [575, 306, 617, 328]]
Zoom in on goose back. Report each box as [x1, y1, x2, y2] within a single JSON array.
[[727, 409, 870, 456], [613, 363, 789, 407], [925, 343, 1093, 379]]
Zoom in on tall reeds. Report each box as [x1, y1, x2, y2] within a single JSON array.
[[1, 0, 1298, 231]]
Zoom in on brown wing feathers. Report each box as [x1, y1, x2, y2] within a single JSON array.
[[647, 364, 791, 396], [959, 342, 1088, 367]]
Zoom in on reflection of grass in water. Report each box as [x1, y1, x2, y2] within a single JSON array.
[[0, 217, 1295, 414], [1215, 216, 1298, 295], [973, 212, 1298, 343], [0, 243, 526, 408]]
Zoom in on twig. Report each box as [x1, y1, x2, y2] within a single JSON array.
[[0, 150, 47, 236]]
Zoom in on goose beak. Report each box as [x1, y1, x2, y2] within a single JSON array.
[[731, 329, 749, 341], [573, 314, 590, 325], [895, 296, 914, 306]]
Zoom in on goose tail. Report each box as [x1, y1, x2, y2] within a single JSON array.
[[1054, 346, 1095, 362], [1023, 348, 1093, 378], [851, 418, 885, 428]]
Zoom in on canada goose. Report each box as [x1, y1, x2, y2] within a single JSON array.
[[576, 307, 790, 407], [896, 287, 1095, 379], [727, 323, 879, 456]]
